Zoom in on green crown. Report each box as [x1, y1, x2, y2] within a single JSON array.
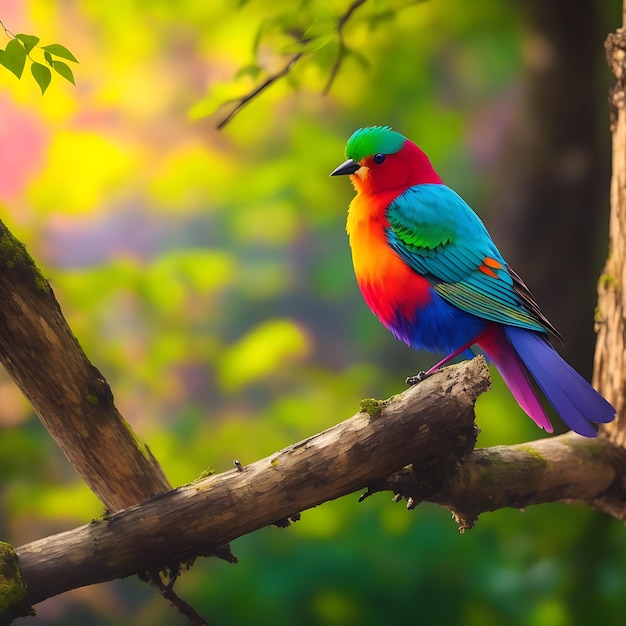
[[345, 126, 406, 162]]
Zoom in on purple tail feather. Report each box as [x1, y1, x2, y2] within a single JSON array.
[[487, 336, 554, 433], [504, 326, 615, 437]]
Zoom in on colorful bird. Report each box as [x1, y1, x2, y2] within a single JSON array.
[[331, 125, 615, 437]]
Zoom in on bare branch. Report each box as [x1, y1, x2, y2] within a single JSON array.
[[149, 569, 210, 626], [0, 20, 16, 39], [323, 0, 367, 94], [216, 53, 303, 130], [216, 0, 368, 129]]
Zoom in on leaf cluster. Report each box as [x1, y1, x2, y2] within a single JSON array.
[[0, 21, 78, 94]]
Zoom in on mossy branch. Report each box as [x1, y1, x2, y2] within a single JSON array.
[[0, 543, 33, 625], [3, 357, 626, 620], [11, 358, 485, 611], [0, 221, 171, 511], [365, 432, 626, 530]]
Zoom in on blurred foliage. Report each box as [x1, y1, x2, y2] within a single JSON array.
[[0, 0, 623, 625]]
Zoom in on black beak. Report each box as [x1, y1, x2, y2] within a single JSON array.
[[330, 159, 360, 176]]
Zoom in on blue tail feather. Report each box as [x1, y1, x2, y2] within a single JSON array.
[[505, 326, 615, 437]]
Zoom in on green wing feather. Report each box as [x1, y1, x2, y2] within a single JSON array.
[[386, 184, 549, 333]]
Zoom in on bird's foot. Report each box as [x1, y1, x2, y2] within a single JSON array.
[[406, 369, 439, 386]]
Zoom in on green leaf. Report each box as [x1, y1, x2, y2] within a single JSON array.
[[44, 51, 52, 65], [31, 62, 51, 94], [0, 38, 27, 78], [41, 43, 78, 63], [280, 18, 335, 54], [280, 33, 333, 54], [302, 18, 336, 42], [51, 60, 75, 84], [234, 63, 262, 80], [252, 17, 275, 58], [15, 33, 40, 54], [367, 10, 396, 29]]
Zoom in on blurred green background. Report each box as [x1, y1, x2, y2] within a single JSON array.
[[1, 1, 624, 624]]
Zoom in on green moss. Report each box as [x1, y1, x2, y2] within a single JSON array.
[[85, 393, 99, 406], [478, 448, 541, 486], [582, 440, 607, 459], [0, 228, 30, 268], [196, 466, 217, 480], [0, 224, 50, 293], [598, 273, 619, 290], [480, 455, 516, 486], [518, 445, 548, 468], [33, 273, 50, 293], [564, 437, 607, 459], [594, 305, 604, 324], [359, 398, 384, 418], [0, 541, 35, 621]]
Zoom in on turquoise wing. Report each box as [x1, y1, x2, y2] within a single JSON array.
[[385, 184, 549, 333]]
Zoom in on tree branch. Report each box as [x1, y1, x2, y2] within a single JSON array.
[[216, 0, 368, 129], [0, 221, 171, 511], [9, 357, 487, 613], [366, 432, 626, 529], [216, 52, 304, 130], [1, 355, 624, 621], [323, 0, 367, 94]]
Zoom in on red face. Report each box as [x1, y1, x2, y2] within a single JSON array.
[[351, 142, 443, 195]]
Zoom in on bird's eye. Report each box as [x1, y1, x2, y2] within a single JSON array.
[[373, 153, 386, 164]]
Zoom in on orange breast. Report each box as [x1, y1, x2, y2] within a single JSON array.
[[346, 192, 431, 327]]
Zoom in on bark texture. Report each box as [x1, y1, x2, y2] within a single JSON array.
[[0, 221, 171, 511], [595, 26, 626, 445], [6, 362, 626, 613], [368, 432, 626, 527], [15, 357, 487, 606]]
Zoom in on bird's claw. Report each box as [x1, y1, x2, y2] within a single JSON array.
[[406, 371, 427, 386], [406, 370, 438, 386]]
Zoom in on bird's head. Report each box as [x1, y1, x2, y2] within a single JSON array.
[[331, 126, 442, 194]]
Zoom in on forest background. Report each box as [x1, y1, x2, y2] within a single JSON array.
[[0, 1, 623, 625]]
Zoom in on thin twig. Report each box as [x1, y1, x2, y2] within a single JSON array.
[[152, 569, 210, 626], [216, 0, 369, 129], [0, 20, 15, 39], [216, 52, 303, 130], [323, 0, 367, 94]]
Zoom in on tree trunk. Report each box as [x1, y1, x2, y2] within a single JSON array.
[[492, 0, 610, 377], [595, 17, 626, 444]]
